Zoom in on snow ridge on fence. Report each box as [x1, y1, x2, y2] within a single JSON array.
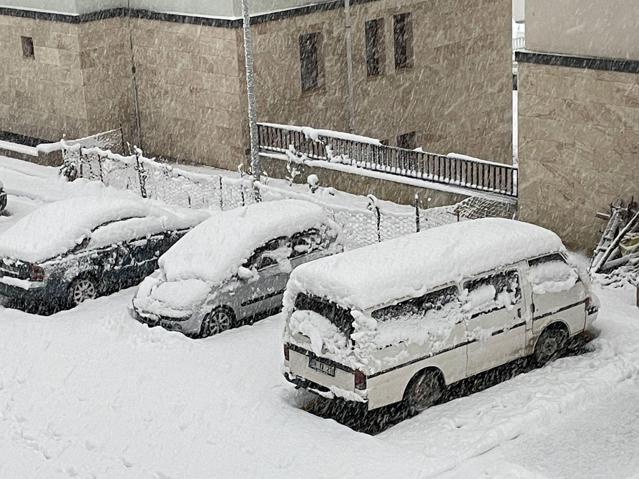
[[62, 146, 482, 250]]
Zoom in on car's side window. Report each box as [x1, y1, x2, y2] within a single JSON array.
[[244, 237, 293, 271], [371, 285, 460, 322], [291, 229, 323, 258], [463, 270, 521, 317]]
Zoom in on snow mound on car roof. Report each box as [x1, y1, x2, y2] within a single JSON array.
[[286, 218, 565, 312], [159, 199, 328, 285], [0, 195, 205, 263]]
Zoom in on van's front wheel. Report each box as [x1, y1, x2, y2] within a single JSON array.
[[534, 326, 568, 366], [404, 370, 442, 415]]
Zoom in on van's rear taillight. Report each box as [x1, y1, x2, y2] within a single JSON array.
[[283, 344, 290, 361], [354, 370, 367, 390], [29, 264, 45, 282]]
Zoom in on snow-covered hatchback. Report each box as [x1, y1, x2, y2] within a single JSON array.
[[283, 218, 599, 413], [0, 195, 207, 313], [132, 199, 341, 338]]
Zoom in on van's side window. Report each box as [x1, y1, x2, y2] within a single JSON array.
[[528, 253, 567, 267], [528, 253, 580, 292], [463, 271, 521, 317], [371, 286, 460, 322]]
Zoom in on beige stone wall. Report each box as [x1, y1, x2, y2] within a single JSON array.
[[252, 0, 512, 164], [518, 61, 639, 251], [0, 15, 88, 141], [131, 19, 246, 170], [526, 0, 639, 60]]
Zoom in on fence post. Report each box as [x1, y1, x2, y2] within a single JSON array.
[[414, 193, 420, 232], [367, 194, 381, 242], [219, 176, 224, 210], [135, 150, 147, 198]]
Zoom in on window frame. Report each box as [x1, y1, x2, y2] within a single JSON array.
[[393, 12, 413, 70], [365, 17, 385, 77], [21, 36, 34, 59], [299, 31, 324, 92]]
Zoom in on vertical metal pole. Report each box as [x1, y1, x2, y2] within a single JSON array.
[[241, 0, 261, 192], [127, 0, 142, 148], [344, 0, 356, 133]]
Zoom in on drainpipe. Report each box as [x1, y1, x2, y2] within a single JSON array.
[[344, 0, 356, 133], [241, 0, 261, 191], [127, 0, 142, 149]]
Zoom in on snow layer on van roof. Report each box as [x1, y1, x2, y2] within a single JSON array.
[[0, 195, 205, 263], [159, 199, 327, 285], [287, 218, 565, 311]]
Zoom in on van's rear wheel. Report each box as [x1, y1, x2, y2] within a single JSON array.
[[404, 370, 442, 415], [200, 307, 234, 338], [534, 326, 568, 366]]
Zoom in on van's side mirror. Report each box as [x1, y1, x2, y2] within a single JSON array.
[[238, 266, 256, 281]]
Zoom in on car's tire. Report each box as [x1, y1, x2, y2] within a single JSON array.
[[199, 307, 235, 338], [67, 276, 98, 308], [534, 325, 568, 367], [404, 369, 443, 415]]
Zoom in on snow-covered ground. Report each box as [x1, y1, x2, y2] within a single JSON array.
[[1, 156, 638, 478], [0, 283, 637, 478]]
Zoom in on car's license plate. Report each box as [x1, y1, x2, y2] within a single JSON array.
[[309, 357, 335, 376]]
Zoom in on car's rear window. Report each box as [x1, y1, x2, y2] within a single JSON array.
[[294, 293, 353, 337]]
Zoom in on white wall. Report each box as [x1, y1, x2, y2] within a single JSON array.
[[512, 0, 524, 23], [1, 0, 326, 16], [526, 0, 639, 59]]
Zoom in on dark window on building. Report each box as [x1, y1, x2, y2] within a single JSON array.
[[365, 18, 385, 77], [299, 32, 323, 92], [397, 131, 417, 149], [394, 13, 413, 70], [21, 36, 34, 59]]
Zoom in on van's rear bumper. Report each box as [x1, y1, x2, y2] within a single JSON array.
[[284, 344, 367, 404]]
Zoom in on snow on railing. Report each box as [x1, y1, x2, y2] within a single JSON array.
[[257, 123, 518, 198]]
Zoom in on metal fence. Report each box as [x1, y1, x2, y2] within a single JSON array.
[[257, 123, 518, 197], [62, 145, 471, 250]]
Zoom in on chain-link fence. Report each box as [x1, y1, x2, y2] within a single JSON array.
[[62, 145, 513, 250]]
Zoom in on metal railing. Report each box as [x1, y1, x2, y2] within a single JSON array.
[[257, 123, 518, 197], [513, 36, 525, 51]]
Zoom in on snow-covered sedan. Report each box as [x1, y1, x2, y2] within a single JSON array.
[[0, 195, 207, 313], [132, 199, 341, 338]]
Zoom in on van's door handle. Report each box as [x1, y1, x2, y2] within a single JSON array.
[[517, 308, 522, 318]]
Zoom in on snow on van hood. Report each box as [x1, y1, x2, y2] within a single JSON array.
[[285, 218, 565, 313], [158, 199, 328, 286], [0, 194, 207, 263]]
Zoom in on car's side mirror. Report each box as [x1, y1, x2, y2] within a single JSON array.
[[238, 266, 256, 281]]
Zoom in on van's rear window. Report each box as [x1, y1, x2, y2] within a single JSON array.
[[294, 294, 353, 337]]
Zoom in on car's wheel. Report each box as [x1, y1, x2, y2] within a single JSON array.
[[199, 307, 234, 338], [67, 277, 98, 308], [404, 369, 443, 415], [534, 325, 568, 367]]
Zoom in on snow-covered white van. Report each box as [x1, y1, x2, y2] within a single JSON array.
[[283, 218, 599, 413]]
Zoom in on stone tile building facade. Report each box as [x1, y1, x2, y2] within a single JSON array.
[[0, 0, 512, 174], [517, 0, 639, 251]]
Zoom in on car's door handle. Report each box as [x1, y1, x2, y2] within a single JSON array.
[[517, 308, 522, 318]]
